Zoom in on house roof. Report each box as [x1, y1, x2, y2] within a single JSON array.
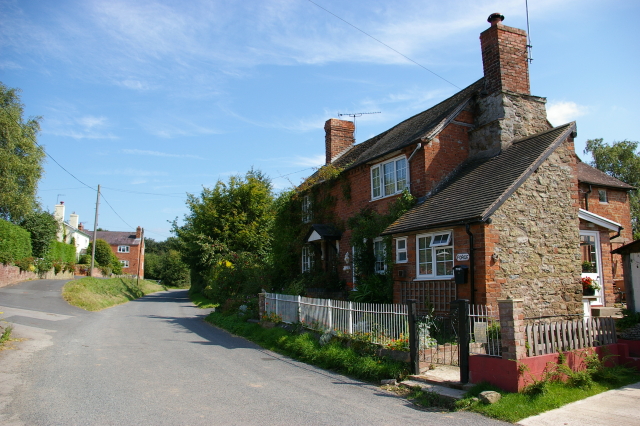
[[331, 79, 485, 170], [88, 231, 141, 246], [63, 222, 91, 238], [304, 224, 342, 243], [576, 161, 634, 190], [382, 122, 576, 235], [612, 239, 640, 255]]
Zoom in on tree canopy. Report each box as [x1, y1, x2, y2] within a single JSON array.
[[584, 138, 640, 238], [173, 169, 274, 299], [20, 211, 58, 258], [0, 83, 45, 223]]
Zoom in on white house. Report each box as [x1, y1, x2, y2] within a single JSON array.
[[54, 202, 91, 259]]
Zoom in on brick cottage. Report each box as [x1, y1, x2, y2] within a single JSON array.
[[84, 226, 145, 278], [296, 13, 632, 320]]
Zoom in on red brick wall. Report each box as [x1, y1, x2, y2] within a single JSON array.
[[317, 113, 473, 286], [579, 183, 632, 304], [325, 119, 355, 164], [111, 243, 145, 278]]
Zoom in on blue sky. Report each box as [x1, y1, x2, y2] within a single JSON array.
[[1, 0, 638, 241]]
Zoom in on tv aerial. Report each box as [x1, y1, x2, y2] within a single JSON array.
[[337, 111, 380, 140]]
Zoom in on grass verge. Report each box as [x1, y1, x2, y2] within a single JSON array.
[[62, 277, 166, 311], [206, 312, 409, 383], [455, 368, 640, 422], [0, 324, 12, 346], [188, 290, 219, 309]]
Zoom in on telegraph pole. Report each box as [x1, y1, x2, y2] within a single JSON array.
[[89, 184, 101, 277]]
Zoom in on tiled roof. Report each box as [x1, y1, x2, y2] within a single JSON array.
[[332, 79, 485, 170], [88, 231, 141, 246], [383, 123, 576, 235], [577, 161, 634, 190]]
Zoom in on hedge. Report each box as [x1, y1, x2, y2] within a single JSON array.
[[48, 240, 76, 263], [0, 219, 33, 264]]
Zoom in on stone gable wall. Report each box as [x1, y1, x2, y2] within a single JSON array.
[[485, 137, 583, 319]]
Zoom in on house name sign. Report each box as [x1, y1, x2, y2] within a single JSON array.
[[456, 253, 470, 261]]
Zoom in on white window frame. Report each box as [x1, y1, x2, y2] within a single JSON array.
[[395, 237, 408, 263], [370, 156, 408, 200], [117, 245, 130, 253], [302, 194, 312, 223], [373, 237, 386, 274], [120, 260, 129, 268], [416, 231, 454, 280], [598, 189, 608, 203], [302, 244, 314, 273]]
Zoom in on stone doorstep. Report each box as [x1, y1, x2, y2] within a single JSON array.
[[591, 306, 623, 318], [399, 379, 467, 401], [408, 374, 475, 391]]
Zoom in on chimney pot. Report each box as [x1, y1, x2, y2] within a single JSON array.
[[487, 13, 504, 26]]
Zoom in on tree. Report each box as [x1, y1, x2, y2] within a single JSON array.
[[88, 239, 114, 267], [173, 169, 274, 298], [0, 83, 45, 223], [19, 211, 58, 258], [584, 139, 640, 238]]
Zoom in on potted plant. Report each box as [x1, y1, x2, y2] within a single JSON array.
[[582, 277, 601, 296]]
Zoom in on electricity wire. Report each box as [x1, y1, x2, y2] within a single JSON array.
[[306, 0, 461, 90]]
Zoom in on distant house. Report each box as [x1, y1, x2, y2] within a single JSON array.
[[86, 227, 145, 278], [53, 202, 91, 259], [293, 13, 632, 320]]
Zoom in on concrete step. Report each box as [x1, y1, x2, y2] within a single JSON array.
[[399, 379, 467, 401], [408, 374, 475, 391]]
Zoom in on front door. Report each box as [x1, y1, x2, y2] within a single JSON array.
[[580, 231, 603, 316]]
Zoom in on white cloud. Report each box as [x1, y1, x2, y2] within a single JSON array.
[[77, 115, 107, 129], [98, 169, 168, 177], [547, 101, 589, 126], [122, 149, 206, 160]]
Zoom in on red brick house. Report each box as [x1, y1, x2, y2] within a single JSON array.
[[297, 13, 632, 319], [85, 226, 145, 278]]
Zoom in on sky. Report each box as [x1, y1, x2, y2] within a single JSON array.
[[1, 0, 638, 241]]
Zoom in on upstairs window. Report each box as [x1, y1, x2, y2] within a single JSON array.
[[302, 195, 312, 223], [117, 245, 130, 253], [373, 237, 386, 273], [598, 189, 608, 203], [417, 231, 454, 279], [371, 156, 407, 199]]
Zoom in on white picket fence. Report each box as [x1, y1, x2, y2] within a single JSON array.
[[525, 317, 617, 357], [264, 293, 409, 346]]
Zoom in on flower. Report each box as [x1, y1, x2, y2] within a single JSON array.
[[581, 276, 601, 291]]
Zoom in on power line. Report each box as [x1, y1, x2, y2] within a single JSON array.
[[306, 0, 461, 90], [100, 193, 134, 230]]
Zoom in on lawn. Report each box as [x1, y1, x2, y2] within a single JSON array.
[[62, 277, 165, 311]]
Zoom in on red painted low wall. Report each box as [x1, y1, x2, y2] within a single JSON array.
[[470, 343, 640, 393], [619, 339, 640, 357]]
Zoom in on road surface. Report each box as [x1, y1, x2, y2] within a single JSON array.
[[0, 279, 508, 425]]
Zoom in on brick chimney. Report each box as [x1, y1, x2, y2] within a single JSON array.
[[78, 222, 84, 231], [324, 119, 355, 164], [480, 13, 530, 95], [136, 226, 142, 239]]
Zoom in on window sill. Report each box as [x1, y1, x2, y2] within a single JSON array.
[[370, 191, 405, 203], [414, 276, 454, 281]]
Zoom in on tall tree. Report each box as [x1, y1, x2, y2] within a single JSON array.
[[584, 139, 640, 238], [173, 169, 274, 296], [0, 83, 45, 223], [20, 211, 58, 258]]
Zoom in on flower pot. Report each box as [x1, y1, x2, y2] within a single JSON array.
[[583, 288, 596, 296]]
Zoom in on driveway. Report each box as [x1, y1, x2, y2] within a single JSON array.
[[0, 279, 509, 425]]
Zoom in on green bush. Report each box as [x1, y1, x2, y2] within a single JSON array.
[[19, 211, 57, 258], [0, 219, 32, 264], [48, 240, 76, 263]]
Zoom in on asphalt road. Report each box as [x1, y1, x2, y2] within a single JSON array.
[[0, 279, 509, 425]]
